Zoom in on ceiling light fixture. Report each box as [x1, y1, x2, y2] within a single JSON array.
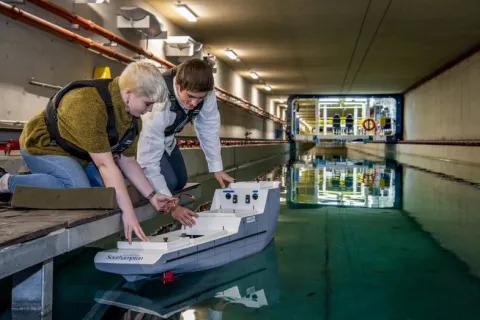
[[165, 36, 193, 44], [225, 49, 238, 60], [264, 85, 272, 91], [74, 0, 109, 3], [250, 72, 259, 79], [176, 3, 198, 22]]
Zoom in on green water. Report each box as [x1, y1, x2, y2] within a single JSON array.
[[3, 149, 480, 319]]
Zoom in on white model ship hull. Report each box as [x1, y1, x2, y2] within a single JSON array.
[[94, 182, 281, 282]]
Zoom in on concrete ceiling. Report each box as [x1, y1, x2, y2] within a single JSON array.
[[147, 0, 480, 96]]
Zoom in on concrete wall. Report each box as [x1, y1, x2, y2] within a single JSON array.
[[0, 143, 292, 177], [0, 0, 279, 139], [346, 143, 480, 183], [182, 143, 290, 177], [346, 142, 480, 166], [404, 51, 480, 141], [403, 167, 480, 277], [213, 59, 266, 109], [178, 99, 281, 140], [346, 143, 388, 159]]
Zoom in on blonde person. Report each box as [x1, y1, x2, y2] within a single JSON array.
[[0, 62, 196, 243]]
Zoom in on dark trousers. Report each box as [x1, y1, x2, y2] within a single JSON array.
[[160, 145, 188, 193], [84, 146, 188, 193]]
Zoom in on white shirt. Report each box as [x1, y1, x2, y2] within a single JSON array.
[[137, 80, 223, 196]]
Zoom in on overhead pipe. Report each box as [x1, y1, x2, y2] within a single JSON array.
[[2, 1, 284, 125], [25, 0, 285, 125], [0, 2, 134, 64], [216, 90, 267, 117], [24, 0, 175, 69], [215, 86, 281, 121], [216, 86, 265, 114]]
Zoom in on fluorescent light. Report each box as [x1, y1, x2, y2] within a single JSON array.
[[264, 85, 272, 91], [165, 36, 191, 44], [225, 49, 238, 60], [250, 72, 259, 79], [176, 4, 198, 22], [74, 0, 109, 3]]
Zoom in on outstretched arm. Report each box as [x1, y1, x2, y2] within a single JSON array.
[[117, 155, 156, 198], [195, 92, 234, 188], [90, 152, 147, 244], [117, 154, 177, 211]]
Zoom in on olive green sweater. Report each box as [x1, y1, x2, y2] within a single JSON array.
[[20, 77, 142, 166]]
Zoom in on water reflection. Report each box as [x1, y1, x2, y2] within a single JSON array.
[[7, 147, 480, 320], [92, 243, 279, 319], [286, 149, 401, 209], [86, 148, 480, 320]]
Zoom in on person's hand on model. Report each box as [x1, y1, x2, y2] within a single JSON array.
[[214, 171, 235, 188], [157, 194, 199, 227], [171, 206, 199, 227]]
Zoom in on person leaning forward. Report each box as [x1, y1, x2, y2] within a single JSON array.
[[0, 61, 198, 243], [136, 58, 235, 227]]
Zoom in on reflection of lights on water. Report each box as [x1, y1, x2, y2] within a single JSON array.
[[181, 309, 196, 320], [291, 163, 395, 208]]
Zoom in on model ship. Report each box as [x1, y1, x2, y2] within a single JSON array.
[[94, 181, 281, 282]]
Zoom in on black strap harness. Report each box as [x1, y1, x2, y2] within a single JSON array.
[[44, 79, 138, 161], [162, 68, 205, 137]]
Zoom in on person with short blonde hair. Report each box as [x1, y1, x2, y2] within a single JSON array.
[[0, 61, 191, 243], [118, 61, 168, 103]]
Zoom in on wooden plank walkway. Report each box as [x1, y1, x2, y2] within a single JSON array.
[[0, 183, 200, 248]]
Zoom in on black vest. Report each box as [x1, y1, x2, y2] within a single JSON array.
[[45, 79, 138, 161], [162, 68, 205, 137]]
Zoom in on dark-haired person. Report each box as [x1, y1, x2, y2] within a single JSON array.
[[137, 58, 234, 227]]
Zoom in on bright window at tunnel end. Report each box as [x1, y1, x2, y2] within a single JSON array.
[[287, 95, 402, 142]]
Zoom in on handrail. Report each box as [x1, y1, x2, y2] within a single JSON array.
[[215, 87, 282, 123], [397, 140, 480, 146], [23, 0, 285, 125], [29, 78, 62, 90], [366, 140, 480, 146], [177, 135, 285, 142]]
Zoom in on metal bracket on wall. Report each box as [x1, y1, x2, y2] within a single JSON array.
[[29, 78, 62, 90]]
